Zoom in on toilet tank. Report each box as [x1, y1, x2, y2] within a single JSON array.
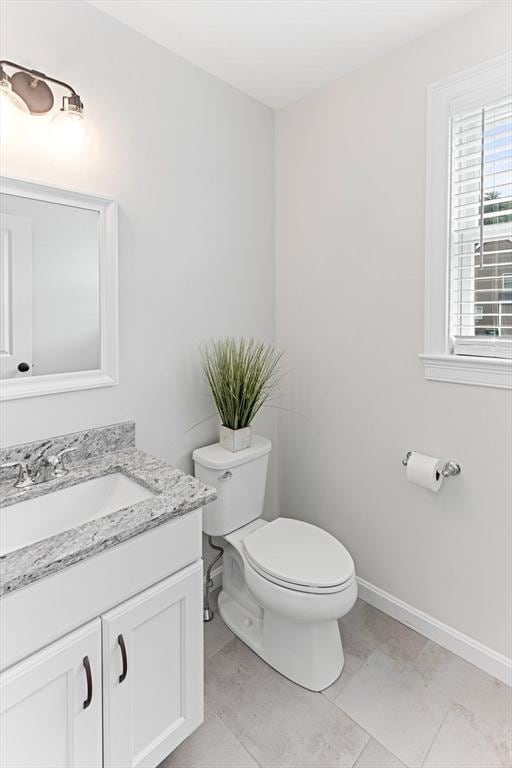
[[193, 435, 271, 536]]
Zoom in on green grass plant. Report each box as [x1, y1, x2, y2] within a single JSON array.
[[201, 338, 283, 430]]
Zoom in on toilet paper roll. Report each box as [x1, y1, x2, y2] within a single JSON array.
[[406, 452, 443, 492]]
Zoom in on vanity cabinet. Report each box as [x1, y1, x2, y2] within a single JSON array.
[[0, 620, 103, 768], [102, 562, 203, 768], [0, 561, 203, 768]]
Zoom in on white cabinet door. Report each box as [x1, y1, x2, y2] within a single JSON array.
[[102, 560, 203, 768], [0, 619, 102, 768]]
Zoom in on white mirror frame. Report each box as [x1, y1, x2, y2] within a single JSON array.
[[0, 177, 118, 400]]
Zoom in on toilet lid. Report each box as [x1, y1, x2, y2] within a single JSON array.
[[243, 518, 354, 591]]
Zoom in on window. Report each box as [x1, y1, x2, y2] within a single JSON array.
[[449, 100, 512, 358], [423, 54, 512, 389]]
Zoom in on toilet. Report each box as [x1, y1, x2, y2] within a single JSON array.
[[193, 434, 357, 691]]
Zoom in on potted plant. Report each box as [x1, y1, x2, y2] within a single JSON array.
[[201, 337, 283, 452]]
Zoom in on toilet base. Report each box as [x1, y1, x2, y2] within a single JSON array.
[[217, 590, 344, 691]]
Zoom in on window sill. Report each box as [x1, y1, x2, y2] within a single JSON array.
[[419, 354, 512, 389]]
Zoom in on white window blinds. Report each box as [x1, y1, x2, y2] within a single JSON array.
[[449, 97, 512, 358]]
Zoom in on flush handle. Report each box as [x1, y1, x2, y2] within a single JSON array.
[[218, 471, 232, 481]]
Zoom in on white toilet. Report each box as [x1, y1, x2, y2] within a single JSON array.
[[193, 434, 357, 691]]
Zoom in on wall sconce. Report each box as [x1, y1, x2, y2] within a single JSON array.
[[0, 60, 86, 150]]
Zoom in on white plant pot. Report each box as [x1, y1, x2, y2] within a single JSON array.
[[219, 426, 252, 452]]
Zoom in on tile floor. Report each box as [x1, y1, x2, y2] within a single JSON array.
[[160, 591, 512, 768]]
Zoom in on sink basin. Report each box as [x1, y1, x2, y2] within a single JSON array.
[[0, 473, 156, 557]]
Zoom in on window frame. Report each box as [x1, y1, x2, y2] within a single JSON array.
[[421, 53, 512, 389]]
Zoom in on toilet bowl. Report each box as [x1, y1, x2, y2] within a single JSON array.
[[193, 435, 357, 691]]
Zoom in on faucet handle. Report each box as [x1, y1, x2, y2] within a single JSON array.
[[0, 461, 34, 489], [53, 447, 79, 475]]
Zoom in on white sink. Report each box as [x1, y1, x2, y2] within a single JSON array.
[[0, 473, 156, 557]]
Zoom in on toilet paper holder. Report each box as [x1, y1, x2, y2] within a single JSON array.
[[402, 452, 461, 477]]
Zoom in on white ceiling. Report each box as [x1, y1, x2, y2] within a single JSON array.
[[88, 0, 486, 109]]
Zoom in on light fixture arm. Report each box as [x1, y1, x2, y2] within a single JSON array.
[[0, 59, 83, 115], [0, 60, 77, 96]]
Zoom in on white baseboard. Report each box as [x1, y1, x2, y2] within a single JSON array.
[[204, 565, 511, 685], [357, 577, 512, 687]]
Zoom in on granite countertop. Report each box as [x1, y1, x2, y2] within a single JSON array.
[[0, 447, 216, 597]]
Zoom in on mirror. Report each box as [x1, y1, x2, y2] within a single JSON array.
[[0, 178, 118, 400]]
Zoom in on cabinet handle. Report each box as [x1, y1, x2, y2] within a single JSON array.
[[117, 634, 128, 683], [83, 656, 93, 709]]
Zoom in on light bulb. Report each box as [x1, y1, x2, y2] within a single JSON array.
[[0, 81, 29, 141], [51, 108, 87, 152]]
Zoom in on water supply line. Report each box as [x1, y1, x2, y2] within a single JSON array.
[[203, 536, 224, 622]]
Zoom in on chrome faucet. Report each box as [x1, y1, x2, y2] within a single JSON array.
[[0, 461, 34, 489], [0, 447, 79, 489], [32, 447, 79, 484]]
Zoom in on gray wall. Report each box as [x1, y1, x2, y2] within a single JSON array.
[[0, 1, 278, 536], [275, 0, 512, 656]]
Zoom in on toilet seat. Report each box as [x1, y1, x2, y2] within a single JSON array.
[[245, 557, 355, 594], [243, 518, 354, 595]]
